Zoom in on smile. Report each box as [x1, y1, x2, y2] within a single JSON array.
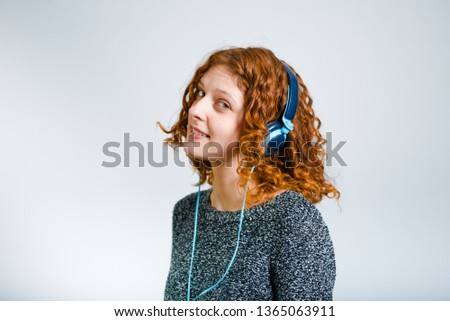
[[189, 127, 210, 139]]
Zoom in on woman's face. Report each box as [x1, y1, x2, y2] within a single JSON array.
[[185, 65, 245, 164]]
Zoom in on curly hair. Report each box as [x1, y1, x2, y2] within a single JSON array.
[[157, 47, 340, 206]]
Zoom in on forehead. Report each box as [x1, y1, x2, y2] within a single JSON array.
[[201, 65, 240, 90]]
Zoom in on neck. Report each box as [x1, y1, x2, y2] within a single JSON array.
[[210, 157, 248, 211], [209, 158, 286, 211]]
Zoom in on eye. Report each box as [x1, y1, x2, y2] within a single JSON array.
[[197, 89, 205, 98], [216, 101, 231, 110]]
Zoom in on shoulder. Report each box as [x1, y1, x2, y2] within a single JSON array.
[[173, 190, 198, 213], [172, 188, 209, 219], [173, 190, 197, 211], [270, 190, 322, 221], [269, 190, 330, 236]]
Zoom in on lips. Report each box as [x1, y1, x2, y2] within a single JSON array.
[[189, 126, 210, 138]]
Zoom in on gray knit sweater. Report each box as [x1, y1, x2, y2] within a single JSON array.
[[164, 188, 336, 301]]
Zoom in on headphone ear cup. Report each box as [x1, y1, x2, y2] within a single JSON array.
[[265, 121, 286, 156]]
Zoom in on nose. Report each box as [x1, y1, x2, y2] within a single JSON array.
[[188, 96, 208, 121]]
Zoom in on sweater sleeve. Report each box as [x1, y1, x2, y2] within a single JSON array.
[[271, 200, 336, 301]]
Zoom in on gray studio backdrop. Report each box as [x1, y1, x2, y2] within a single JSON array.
[[1, 0, 449, 300]]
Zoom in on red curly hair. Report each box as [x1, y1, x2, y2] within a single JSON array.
[[157, 47, 340, 206]]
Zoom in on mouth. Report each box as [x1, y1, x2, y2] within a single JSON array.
[[188, 126, 210, 139]]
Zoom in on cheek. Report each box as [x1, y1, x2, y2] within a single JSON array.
[[206, 111, 243, 136], [210, 122, 240, 141]]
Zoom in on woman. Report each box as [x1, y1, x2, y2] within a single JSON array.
[[158, 47, 340, 301]]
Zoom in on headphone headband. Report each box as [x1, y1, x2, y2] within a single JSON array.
[[264, 62, 299, 156], [280, 62, 299, 128]]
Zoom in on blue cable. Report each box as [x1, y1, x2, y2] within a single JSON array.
[[187, 165, 256, 301]]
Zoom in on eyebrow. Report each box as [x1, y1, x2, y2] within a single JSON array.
[[198, 80, 238, 106]]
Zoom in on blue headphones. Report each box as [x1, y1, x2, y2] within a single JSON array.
[[264, 62, 299, 156]]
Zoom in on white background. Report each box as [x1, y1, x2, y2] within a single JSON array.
[[0, 0, 449, 300]]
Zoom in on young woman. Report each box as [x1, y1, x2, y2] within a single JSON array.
[[158, 47, 340, 301]]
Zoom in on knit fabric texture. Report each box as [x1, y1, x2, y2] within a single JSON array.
[[164, 188, 336, 301]]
